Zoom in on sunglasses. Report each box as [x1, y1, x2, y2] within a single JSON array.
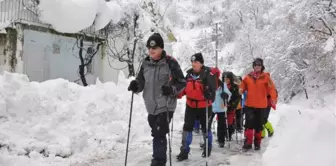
[[253, 63, 262, 66]]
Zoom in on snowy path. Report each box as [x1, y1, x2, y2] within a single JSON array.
[[73, 101, 276, 166], [76, 97, 336, 166]]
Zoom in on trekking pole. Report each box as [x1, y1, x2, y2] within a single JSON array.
[[124, 59, 144, 166], [171, 115, 174, 143], [235, 114, 238, 144], [224, 99, 231, 148], [225, 111, 230, 148], [166, 97, 172, 166], [205, 100, 209, 166], [199, 130, 202, 147], [241, 111, 245, 145], [124, 92, 134, 166]]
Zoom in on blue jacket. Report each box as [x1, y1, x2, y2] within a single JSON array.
[[213, 83, 232, 113]]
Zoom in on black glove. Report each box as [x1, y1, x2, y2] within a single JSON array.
[[220, 92, 229, 101], [162, 85, 174, 96], [203, 87, 213, 100], [128, 80, 139, 92]]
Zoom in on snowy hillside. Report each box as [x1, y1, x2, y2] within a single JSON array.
[[167, 0, 336, 102]]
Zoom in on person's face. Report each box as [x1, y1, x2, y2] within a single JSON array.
[[191, 61, 202, 73], [224, 77, 231, 84], [148, 46, 163, 60], [253, 62, 262, 72]]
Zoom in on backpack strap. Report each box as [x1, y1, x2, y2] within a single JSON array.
[[165, 55, 174, 82]]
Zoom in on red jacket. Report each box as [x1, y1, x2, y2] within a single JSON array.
[[178, 67, 220, 108]]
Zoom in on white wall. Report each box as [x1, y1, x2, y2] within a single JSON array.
[[100, 42, 173, 84], [23, 29, 102, 85], [17, 29, 174, 85]]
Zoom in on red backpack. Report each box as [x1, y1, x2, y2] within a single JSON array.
[[210, 67, 221, 88]]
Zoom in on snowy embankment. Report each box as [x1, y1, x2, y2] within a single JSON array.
[[262, 92, 336, 166], [0, 72, 151, 166]]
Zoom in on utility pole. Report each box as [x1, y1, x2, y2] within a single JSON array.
[[215, 22, 218, 68]]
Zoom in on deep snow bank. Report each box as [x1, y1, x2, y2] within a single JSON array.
[[0, 72, 149, 166], [262, 92, 336, 166]]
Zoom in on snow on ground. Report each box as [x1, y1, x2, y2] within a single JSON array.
[[0, 71, 334, 166], [116, 90, 336, 166], [262, 92, 336, 166], [38, 0, 122, 33], [0, 72, 149, 166]]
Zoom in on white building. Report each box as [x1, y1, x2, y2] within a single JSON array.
[[0, 0, 175, 85]]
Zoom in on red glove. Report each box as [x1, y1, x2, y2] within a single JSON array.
[[177, 92, 184, 99], [271, 100, 276, 110]]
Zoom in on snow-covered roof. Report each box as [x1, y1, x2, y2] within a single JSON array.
[[0, 0, 122, 35]]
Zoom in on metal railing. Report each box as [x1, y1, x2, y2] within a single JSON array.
[[0, 0, 104, 37]]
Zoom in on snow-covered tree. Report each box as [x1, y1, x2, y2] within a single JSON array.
[[105, 10, 146, 77]]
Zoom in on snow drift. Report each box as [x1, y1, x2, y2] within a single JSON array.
[[38, 0, 123, 33], [0, 72, 150, 166]]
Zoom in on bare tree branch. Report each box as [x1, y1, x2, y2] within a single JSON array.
[[105, 12, 144, 77], [247, 34, 254, 58], [235, 11, 244, 24], [22, 0, 39, 17], [319, 17, 333, 35]]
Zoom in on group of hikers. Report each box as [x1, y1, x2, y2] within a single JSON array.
[[127, 33, 278, 166]]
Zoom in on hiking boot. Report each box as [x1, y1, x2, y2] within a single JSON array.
[[254, 144, 261, 151], [219, 142, 225, 148], [254, 135, 261, 151], [201, 147, 212, 157], [194, 128, 200, 134], [176, 151, 189, 161], [237, 128, 243, 133], [242, 144, 252, 150], [200, 143, 205, 148], [243, 129, 254, 150], [150, 159, 166, 166]]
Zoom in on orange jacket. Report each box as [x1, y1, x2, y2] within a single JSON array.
[[240, 72, 277, 108]]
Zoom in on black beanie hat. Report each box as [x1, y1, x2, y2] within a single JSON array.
[[191, 52, 204, 64], [253, 58, 265, 71], [222, 71, 234, 83], [146, 33, 164, 49]]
